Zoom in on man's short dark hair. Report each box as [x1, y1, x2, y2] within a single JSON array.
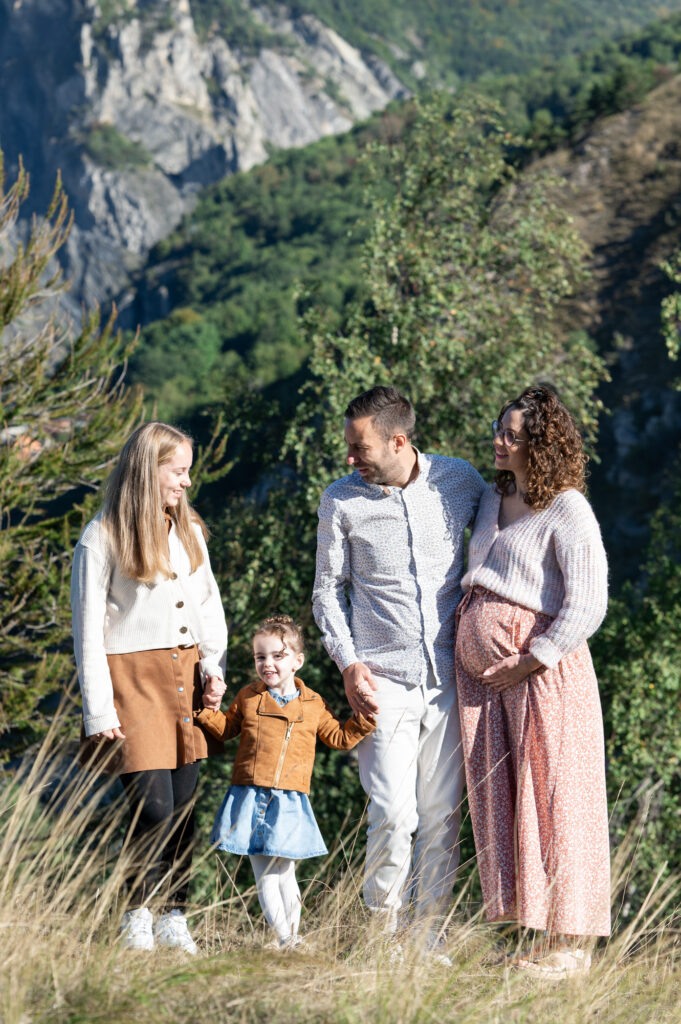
[[345, 386, 416, 442]]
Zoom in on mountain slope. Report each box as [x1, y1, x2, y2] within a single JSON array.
[[124, 15, 681, 426], [260, 0, 681, 83], [4, 0, 681, 316], [0, 0, 406, 314], [539, 73, 681, 575]]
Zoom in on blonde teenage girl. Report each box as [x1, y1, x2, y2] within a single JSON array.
[[71, 422, 228, 953]]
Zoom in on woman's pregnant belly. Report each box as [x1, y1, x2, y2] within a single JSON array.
[[456, 587, 553, 679]]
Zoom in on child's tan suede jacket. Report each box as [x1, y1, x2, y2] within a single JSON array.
[[195, 678, 375, 794]]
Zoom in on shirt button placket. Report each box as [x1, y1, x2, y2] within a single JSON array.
[[403, 487, 429, 682]]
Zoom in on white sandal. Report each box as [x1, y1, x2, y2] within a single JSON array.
[[517, 947, 591, 978]]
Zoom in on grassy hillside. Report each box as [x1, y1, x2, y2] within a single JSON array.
[[4, 739, 681, 1024], [478, 13, 681, 139], [190, 0, 681, 86], [5, 11, 681, 982]]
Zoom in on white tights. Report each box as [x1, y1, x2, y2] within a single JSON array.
[[250, 855, 301, 942]]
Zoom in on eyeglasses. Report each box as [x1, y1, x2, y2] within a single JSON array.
[[492, 420, 530, 447]]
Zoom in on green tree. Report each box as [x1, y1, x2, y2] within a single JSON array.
[[660, 251, 681, 361], [0, 156, 142, 759], [594, 487, 681, 911], [286, 93, 605, 487], [590, 248, 681, 910]]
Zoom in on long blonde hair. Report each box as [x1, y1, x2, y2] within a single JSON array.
[[102, 422, 207, 582]]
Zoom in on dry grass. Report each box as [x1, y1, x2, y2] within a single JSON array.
[[2, 725, 681, 1024]]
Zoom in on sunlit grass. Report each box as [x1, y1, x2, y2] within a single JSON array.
[[2, 721, 681, 1024]]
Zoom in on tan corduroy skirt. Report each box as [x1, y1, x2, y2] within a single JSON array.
[[80, 645, 223, 774]]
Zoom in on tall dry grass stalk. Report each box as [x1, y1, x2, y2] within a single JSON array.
[[2, 717, 681, 1024]]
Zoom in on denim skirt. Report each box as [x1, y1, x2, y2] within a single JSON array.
[[211, 784, 328, 860]]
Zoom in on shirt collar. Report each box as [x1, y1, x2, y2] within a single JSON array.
[[413, 448, 431, 484], [364, 447, 430, 495]]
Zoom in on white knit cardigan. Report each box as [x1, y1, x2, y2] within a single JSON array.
[[71, 512, 228, 736], [461, 486, 608, 668]]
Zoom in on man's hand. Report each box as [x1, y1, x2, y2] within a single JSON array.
[[94, 727, 126, 741], [203, 675, 227, 709], [342, 662, 380, 717], [480, 653, 541, 694]]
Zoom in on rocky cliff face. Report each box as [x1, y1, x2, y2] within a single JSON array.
[[0, 0, 408, 315]]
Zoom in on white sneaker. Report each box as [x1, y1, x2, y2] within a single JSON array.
[[120, 907, 154, 951], [153, 909, 198, 955], [278, 934, 307, 951], [387, 941, 405, 965], [425, 934, 453, 967], [428, 947, 453, 967]]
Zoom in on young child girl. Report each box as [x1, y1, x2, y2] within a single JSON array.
[[196, 615, 375, 949]]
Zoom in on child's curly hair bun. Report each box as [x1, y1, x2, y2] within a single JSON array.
[[254, 615, 305, 655]]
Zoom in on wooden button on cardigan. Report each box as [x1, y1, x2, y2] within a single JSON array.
[[195, 678, 375, 794]]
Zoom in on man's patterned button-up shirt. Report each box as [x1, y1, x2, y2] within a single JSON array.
[[312, 452, 485, 689]]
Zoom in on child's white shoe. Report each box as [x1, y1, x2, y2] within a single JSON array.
[[153, 909, 198, 955], [387, 941, 404, 965], [120, 907, 154, 951], [278, 933, 307, 951], [424, 931, 453, 967]]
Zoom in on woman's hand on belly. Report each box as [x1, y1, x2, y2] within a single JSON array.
[[480, 653, 542, 693], [95, 727, 126, 740]]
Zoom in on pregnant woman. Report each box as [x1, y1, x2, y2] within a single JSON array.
[[71, 422, 228, 953], [455, 384, 610, 977]]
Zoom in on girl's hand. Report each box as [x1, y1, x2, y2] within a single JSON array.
[[95, 727, 126, 740], [480, 654, 541, 694], [203, 675, 226, 709], [342, 662, 380, 717]]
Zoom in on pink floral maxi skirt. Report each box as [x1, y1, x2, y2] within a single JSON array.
[[455, 588, 611, 936]]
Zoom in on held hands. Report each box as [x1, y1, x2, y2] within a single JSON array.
[[203, 675, 227, 709], [342, 662, 380, 717], [480, 653, 542, 694], [93, 677, 228, 738]]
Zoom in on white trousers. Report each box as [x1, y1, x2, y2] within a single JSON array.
[[357, 668, 464, 924]]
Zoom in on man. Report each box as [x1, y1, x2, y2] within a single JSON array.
[[312, 385, 485, 938]]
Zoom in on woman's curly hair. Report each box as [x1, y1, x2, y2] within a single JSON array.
[[495, 384, 587, 510]]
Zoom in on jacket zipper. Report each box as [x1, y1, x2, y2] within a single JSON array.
[[272, 722, 294, 789]]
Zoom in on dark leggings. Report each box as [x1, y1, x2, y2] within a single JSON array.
[[120, 761, 200, 910]]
